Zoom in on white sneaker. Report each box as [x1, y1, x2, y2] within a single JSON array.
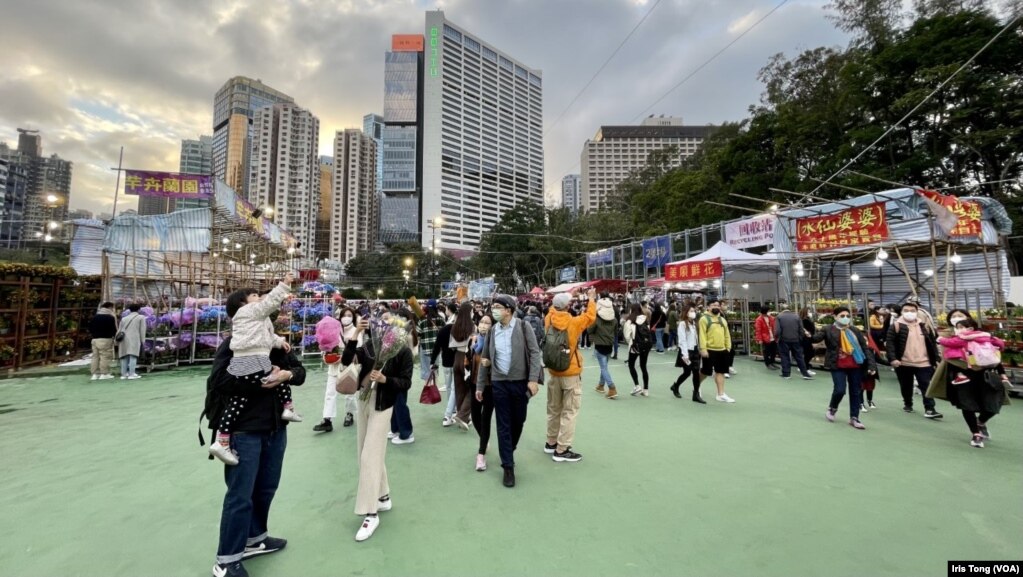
[[728, 367, 738, 375], [716, 394, 736, 403], [127, 374, 142, 380], [453, 416, 470, 431], [387, 431, 396, 439], [630, 385, 642, 396], [437, 386, 448, 392], [391, 435, 414, 445], [120, 376, 127, 380], [476, 454, 487, 471], [641, 390, 649, 397], [98, 374, 115, 380], [281, 408, 303, 422], [861, 404, 869, 413], [377, 497, 392, 512], [90, 375, 99, 381], [442, 416, 455, 427], [208, 442, 239, 465], [724, 373, 731, 379], [807, 370, 817, 376], [355, 515, 379, 542]]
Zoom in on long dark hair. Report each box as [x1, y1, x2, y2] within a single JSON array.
[[452, 302, 475, 341], [396, 308, 419, 348], [681, 304, 697, 328], [627, 303, 644, 325]]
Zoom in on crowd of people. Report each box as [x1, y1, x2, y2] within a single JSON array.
[[78, 276, 1013, 577]]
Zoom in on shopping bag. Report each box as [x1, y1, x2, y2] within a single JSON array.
[[335, 362, 360, 395], [419, 369, 442, 405]]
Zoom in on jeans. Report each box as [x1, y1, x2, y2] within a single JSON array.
[[120, 355, 138, 376], [471, 386, 495, 454], [895, 365, 936, 410], [654, 328, 665, 352], [389, 388, 413, 440], [216, 429, 287, 564], [419, 348, 433, 381], [761, 341, 778, 367], [594, 349, 614, 387], [492, 380, 529, 469], [778, 340, 809, 377], [829, 369, 863, 419]]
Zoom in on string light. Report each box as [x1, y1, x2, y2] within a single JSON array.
[[950, 251, 962, 264], [794, 260, 804, 271], [741, 283, 750, 290], [850, 273, 860, 281], [924, 269, 934, 277], [877, 247, 888, 260], [872, 258, 883, 267]]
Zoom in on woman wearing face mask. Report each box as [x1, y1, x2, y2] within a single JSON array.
[[811, 306, 877, 430], [930, 311, 1009, 448], [670, 304, 705, 403], [470, 313, 495, 471], [315, 307, 363, 432]]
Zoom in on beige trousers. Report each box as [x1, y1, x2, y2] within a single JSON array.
[[355, 389, 392, 515], [90, 339, 115, 375], [546, 374, 582, 452]]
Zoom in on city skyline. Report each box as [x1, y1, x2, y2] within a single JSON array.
[[0, 0, 849, 216]]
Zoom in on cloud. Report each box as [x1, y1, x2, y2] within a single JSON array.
[[0, 0, 849, 213]]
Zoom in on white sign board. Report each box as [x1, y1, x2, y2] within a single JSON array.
[[724, 215, 776, 249]]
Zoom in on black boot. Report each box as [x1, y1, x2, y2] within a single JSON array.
[[343, 412, 354, 427], [503, 467, 515, 488], [313, 419, 333, 432], [670, 383, 681, 398], [692, 383, 706, 404]]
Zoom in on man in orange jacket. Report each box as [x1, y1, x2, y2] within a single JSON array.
[[543, 287, 597, 462]]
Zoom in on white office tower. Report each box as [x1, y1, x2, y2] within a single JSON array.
[[333, 129, 379, 262]]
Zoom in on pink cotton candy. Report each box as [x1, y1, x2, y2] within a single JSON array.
[[315, 316, 342, 351]]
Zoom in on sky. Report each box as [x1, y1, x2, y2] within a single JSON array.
[[0, 0, 851, 214]]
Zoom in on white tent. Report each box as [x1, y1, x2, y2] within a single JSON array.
[[667, 240, 780, 269], [664, 241, 780, 300]]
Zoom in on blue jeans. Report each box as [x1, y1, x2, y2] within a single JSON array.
[[390, 388, 413, 440], [418, 348, 433, 381], [444, 366, 457, 417], [217, 429, 287, 564], [120, 355, 138, 376], [594, 349, 614, 387], [654, 328, 665, 352], [778, 340, 810, 377], [830, 369, 863, 419], [492, 380, 529, 469]]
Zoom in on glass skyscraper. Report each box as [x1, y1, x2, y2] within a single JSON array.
[[380, 49, 423, 245]]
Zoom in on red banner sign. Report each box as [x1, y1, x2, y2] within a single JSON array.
[[796, 202, 890, 252], [916, 189, 982, 237], [664, 259, 723, 282]]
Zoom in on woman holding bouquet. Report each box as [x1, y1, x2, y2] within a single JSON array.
[[341, 315, 414, 542]]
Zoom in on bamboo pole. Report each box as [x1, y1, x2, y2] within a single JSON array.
[[941, 244, 952, 313], [893, 245, 918, 300]]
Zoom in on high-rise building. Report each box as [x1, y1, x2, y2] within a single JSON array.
[[362, 114, 385, 249], [580, 116, 715, 212], [1, 131, 72, 243], [332, 129, 379, 262], [561, 174, 581, 216], [380, 11, 544, 251], [138, 135, 213, 216], [212, 77, 294, 197], [315, 156, 333, 261], [248, 103, 321, 253]]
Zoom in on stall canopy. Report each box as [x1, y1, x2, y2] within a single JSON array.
[[529, 286, 546, 295], [547, 279, 636, 294], [664, 241, 779, 282]]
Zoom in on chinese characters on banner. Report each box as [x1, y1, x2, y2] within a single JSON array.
[[587, 248, 613, 267], [664, 259, 723, 282], [795, 202, 890, 252], [916, 189, 982, 237], [641, 235, 672, 269], [124, 170, 213, 199], [724, 215, 776, 249]]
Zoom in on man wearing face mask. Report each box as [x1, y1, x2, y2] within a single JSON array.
[[698, 298, 735, 402], [776, 306, 814, 380], [886, 301, 942, 418]]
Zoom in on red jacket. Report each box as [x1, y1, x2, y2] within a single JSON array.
[[754, 315, 776, 344]]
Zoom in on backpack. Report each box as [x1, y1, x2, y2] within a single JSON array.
[[543, 324, 573, 372], [633, 322, 653, 352], [966, 340, 1001, 368], [526, 315, 545, 347]]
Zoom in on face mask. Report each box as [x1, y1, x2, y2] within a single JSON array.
[[837, 316, 851, 326], [687, 311, 697, 320], [492, 309, 504, 321], [949, 316, 966, 326], [341, 316, 353, 327], [710, 308, 721, 316], [902, 311, 917, 322]]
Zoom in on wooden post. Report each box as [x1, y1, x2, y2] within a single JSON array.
[[893, 246, 918, 300]]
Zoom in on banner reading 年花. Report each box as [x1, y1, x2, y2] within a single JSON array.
[[795, 202, 890, 252]]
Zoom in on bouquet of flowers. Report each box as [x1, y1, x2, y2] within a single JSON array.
[[360, 316, 411, 400]]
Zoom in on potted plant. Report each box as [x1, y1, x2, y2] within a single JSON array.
[[0, 344, 15, 366], [24, 339, 51, 360], [25, 312, 47, 335], [54, 336, 75, 355]]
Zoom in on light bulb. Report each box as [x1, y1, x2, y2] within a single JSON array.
[[44, 234, 52, 241], [234, 243, 241, 249], [741, 283, 750, 290], [950, 251, 962, 264], [769, 204, 779, 213], [712, 280, 721, 287], [287, 247, 296, 255], [877, 248, 888, 260], [222, 237, 229, 244], [794, 260, 804, 271], [873, 258, 883, 267], [699, 281, 708, 288], [795, 270, 805, 277], [850, 273, 860, 281], [923, 269, 934, 277]]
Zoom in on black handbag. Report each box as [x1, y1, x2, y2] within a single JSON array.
[[115, 316, 136, 343], [984, 369, 1005, 392]]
